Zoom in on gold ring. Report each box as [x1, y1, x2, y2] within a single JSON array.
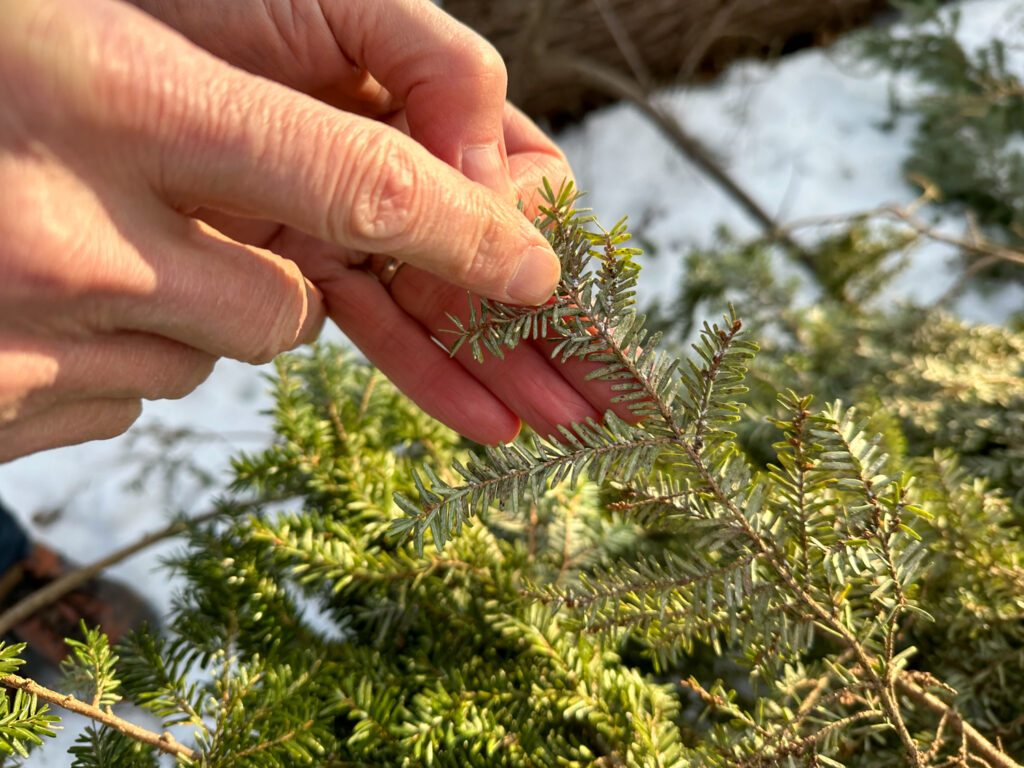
[[378, 257, 405, 291]]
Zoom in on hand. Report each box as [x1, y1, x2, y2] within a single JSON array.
[[0, 0, 559, 460], [132, 0, 624, 444], [290, 105, 622, 444]]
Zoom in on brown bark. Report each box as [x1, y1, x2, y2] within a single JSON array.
[[0, 674, 198, 760], [445, 0, 890, 124]]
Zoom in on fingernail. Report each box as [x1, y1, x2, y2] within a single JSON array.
[[461, 143, 515, 200], [507, 245, 560, 305], [299, 280, 326, 344]]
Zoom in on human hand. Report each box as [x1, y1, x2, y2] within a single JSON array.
[[128, 0, 622, 444], [289, 105, 622, 444], [0, 0, 559, 460]]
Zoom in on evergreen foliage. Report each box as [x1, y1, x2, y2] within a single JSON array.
[[3, 173, 1020, 765], [61, 623, 125, 711], [0, 644, 58, 760], [2, 13, 1024, 748], [655, 231, 1024, 510]]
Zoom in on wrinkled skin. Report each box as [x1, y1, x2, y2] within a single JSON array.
[[0, 0, 617, 461]]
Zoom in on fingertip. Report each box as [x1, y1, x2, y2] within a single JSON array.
[[298, 279, 327, 345], [489, 417, 522, 446], [444, 399, 521, 446], [0, 398, 144, 463], [505, 244, 561, 305]]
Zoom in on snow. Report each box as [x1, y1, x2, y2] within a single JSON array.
[[559, 0, 1024, 318], [4, 0, 1023, 761]]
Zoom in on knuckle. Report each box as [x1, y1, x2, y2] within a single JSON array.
[[336, 131, 423, 249], [459, 38, 508, 91], [95, 399, 143, 439], [242, 259, 310, 364], [163, 354, 217, 400], [0, 172, 77, 295], [0, 163, 143, 306], [452, 207, 512, 290]]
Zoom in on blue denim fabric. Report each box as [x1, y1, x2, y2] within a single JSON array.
[[0, 499, 30, 575]]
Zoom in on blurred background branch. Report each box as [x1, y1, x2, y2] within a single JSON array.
[[444, 0, 891, 126]]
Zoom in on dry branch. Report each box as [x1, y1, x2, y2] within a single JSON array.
[[446, 0, 889, 123], [0, 674, 197, 760], [0, 496, 289, 638], [897, 677, 1024, 768], [0, 509, 221, 638]]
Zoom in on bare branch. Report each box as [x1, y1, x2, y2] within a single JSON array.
[[0, 498, 285, 637], [778, 193, 1024, 306], [0, 673, 198, 760], [546, 53, 783, 238], [896, 677, 1024, 768]]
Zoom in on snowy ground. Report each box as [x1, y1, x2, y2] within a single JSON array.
[[4, 0, 1024, 761], [562, 0, 1024, 320]]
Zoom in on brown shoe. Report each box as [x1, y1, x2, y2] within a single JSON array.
[[0, 543, 159, 677]]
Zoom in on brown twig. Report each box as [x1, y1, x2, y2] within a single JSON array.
[[449, 0, 889, 121], [779, 196, 1024, 300], [590, 0, 654, 89], [232, 721, 314, 760], [793, 649, 857, 725], [676, 0, 742, 80], [546, 54, 776, 233], [0, 673, 197, 760], [0, 563, 25, 608], [507, 0, 552, 108], [0, 496, 300, 759], [896, 677, 1024, 768]]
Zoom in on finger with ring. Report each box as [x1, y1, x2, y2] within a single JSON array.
[[377, 256, 406, 292]]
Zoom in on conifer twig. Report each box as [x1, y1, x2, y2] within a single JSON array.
[[532, 245, 928, 761], [0, 673, 198, 760], [403, 435, 677, 536], [895, 678, 1024, 768], [232, 720, 314, 759], [792, 649, 857, 725], [411, 190, 1024, 764]]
